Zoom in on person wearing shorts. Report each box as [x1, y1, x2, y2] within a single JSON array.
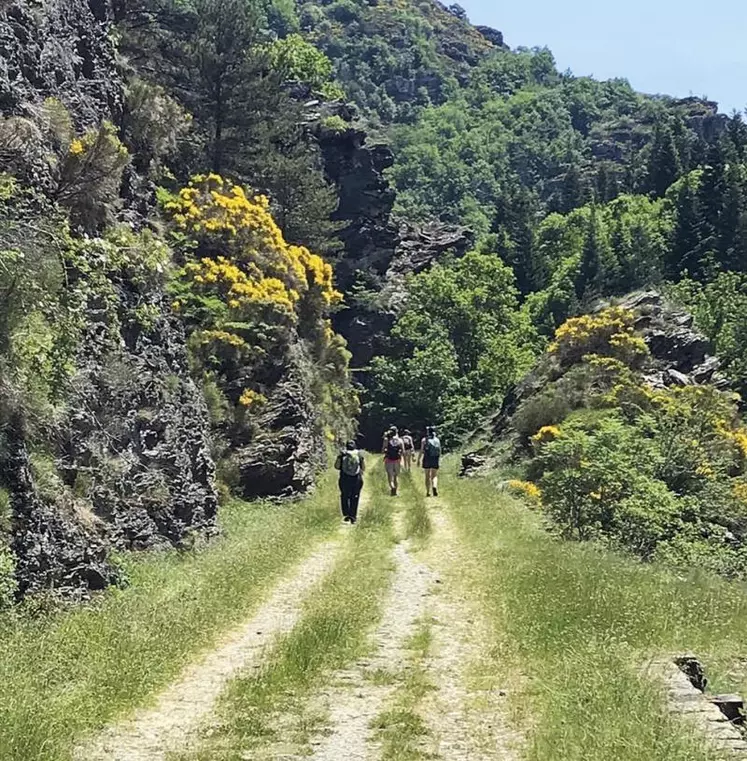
[[418, 426, 441, 497], [402, 429, 414, 471], [383, 426, 404, 496]]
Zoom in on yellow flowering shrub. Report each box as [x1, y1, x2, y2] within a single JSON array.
[[508, 480, 542, 502], [531, 425, 561, 444], [164, 174, 341, 311], [238, 389, 267, 408], [164, 174, 350, 417], [550, 307, 649, 367], [69, 138, 85, 156]]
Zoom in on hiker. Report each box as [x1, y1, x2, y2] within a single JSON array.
[[334, 440, 365, 524], [402, 429, 415, 471], [383, 426, 404, 496], [418, 426, 441, 497]]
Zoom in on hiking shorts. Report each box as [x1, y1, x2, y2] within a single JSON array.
[[422, 456, 440, 470], [385, 460, 401, 478]]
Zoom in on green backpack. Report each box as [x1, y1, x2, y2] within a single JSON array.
[[341, 450, 361, 476], [425, 436, 441, 458]]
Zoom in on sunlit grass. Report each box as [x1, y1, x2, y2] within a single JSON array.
[[0, 472, 340, 761], [174, 459, 398, 759], [373, 618, 434, 761], [441, 457, 744, 761], [400, 469, 432, 545]]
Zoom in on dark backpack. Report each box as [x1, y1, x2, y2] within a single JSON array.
[[386, 436, 403, 460], [425, 436, 441, 458], [403, 435, 414, 451], [341, 450, 361, 476]]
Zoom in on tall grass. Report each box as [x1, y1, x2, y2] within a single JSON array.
[[175, 459, 397, 759], [441, 457, 747, 761], [0, 472, 340, 761]]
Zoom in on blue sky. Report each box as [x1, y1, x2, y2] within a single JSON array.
[[459, 0, 747, 114]]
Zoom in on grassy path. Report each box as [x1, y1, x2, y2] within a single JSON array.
[[440, 458, 747, 761], [76, 538, 344, 761], [11, 457, 747, 760], [170, 459, 401, 759], [0, 472, 340, 761]]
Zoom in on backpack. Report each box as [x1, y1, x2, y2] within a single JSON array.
[[403, 435, 414, 451], [425, 436, 441, 458], [386, 436, 403, 460], [341, 450, 361, 476]]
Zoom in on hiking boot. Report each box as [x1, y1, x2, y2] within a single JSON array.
[[390, 486, 396, 497], [433, 488, 439, 497]]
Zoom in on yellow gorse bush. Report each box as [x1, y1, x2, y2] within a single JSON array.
[[550, 307, 649, 367], [508, 480, 542, 501], [68, 138, 85, 156], [532, 425, 561, 444], [238, 389, 267, 408], [164, 174, 341, 312]]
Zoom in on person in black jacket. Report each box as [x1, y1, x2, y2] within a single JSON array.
[[334, 440, 365, 524]]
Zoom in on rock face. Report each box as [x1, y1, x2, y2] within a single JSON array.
[[235, 354, 322, 499], [614, 291, 727, 389], [0, 0, 218, 598], [4, 413, 117, 597], [0, 0, 122, 125], [60, 288, 218, 552], [1, 271, 218, 597], [475, 25, 506, 48], [316, 112, 473, 370]]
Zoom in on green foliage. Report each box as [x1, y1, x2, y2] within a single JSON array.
[[267, 34, 335, 91], [300, 0, 493, 125], [668, 273, 747, 395], [366, 252, 537, 443], [512, 310, 747, 577]]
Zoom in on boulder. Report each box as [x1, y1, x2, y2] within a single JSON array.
[[474, 25, 506, 48], [235, 359, 323, 499]]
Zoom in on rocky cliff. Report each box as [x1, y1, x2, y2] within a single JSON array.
[[315, 111, 473, 371], [0, 0, 218, 598]]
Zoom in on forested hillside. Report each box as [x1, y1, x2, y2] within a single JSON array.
[[2, 0, 747, 601]]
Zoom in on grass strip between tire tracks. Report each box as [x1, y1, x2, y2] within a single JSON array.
[[373, 618, 434, 761], [172, 458, 399, 760], [0, 471, 340, 761], [399, 468, 432, 546]]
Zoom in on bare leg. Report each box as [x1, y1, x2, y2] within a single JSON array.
[[431, 470, 439, 495], [424, 469, 432, 496]]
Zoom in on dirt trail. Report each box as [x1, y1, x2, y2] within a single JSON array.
[[304, 514, 434, 761], [289, 497, 521, 761], [74, 537, 343, 761], [420, 505, 522, 760]]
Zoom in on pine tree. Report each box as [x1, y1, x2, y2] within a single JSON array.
[[718, 162, 746, 271], [668, 178, 703, 279], [560, 164, 584, 213], [576, 206, 604, 299], [646, 121, 682, 198], [728, 111, 747, 161]]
